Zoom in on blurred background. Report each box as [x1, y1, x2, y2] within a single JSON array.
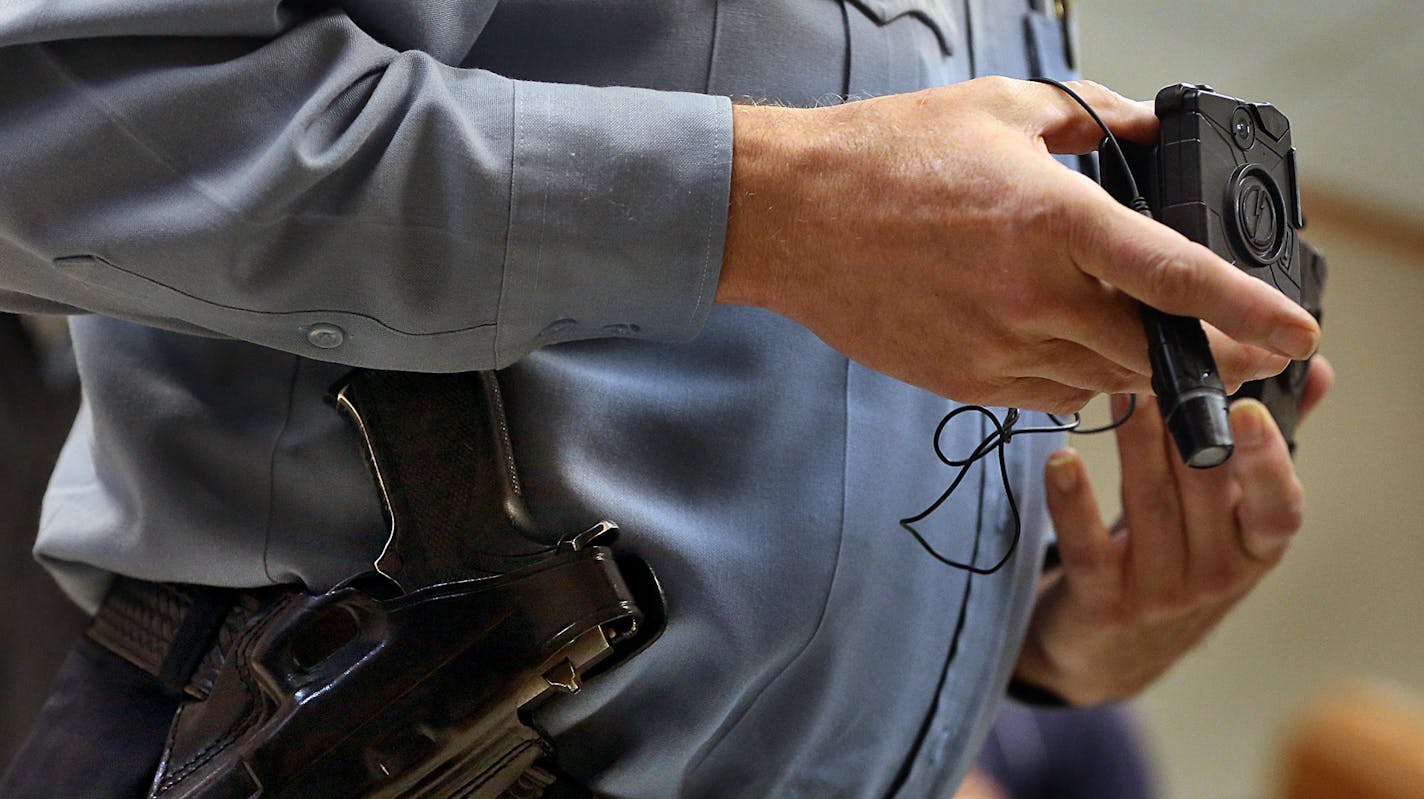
[[1072, 1, 1424, 797]]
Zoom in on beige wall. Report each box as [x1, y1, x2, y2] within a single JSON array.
[[1068, 218, 1424, 798], [1069, 5, 1424, 794]]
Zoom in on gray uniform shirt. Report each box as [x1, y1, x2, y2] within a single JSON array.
[[0, 1, 1078, 796]]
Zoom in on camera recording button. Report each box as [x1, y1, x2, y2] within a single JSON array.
[[1231, 106, 1256, 150]]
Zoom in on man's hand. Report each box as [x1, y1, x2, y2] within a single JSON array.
[[716, 77, 1320, 414], [1011, 358, 1334, 705]]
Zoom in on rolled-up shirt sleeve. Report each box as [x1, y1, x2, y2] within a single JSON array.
[[0, 3, 733, 370]]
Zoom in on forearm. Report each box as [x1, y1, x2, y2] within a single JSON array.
[[0, 9, 732, 370]]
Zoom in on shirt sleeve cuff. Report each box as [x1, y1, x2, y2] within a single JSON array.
[[495, 79, 733, 366]]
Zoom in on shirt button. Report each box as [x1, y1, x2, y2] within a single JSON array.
[[601, 323, 641, 336], [306, 323, 346, 349]]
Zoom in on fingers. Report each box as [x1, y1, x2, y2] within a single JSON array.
[[1299, 355, 1335, 424], [1044, 448, 1118, 590], [1227, 399, 1304, 563], [1203, 322, 1291, 392], [1112, 393, 1189, 601], [1016, 339, 1150, 395], [1011, 79, 1160, 152], [981, 377, 1096, 416], [1166, 416, 1242, 598], [1063, 187, 1320, 361], [1050, 275, 1156, 378]]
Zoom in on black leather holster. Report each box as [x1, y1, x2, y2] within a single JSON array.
[[87, 371, 664, 799]]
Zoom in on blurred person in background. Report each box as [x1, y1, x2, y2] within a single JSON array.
[[965, 701, 1157, 799]]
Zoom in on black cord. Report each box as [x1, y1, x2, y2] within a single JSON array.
[[899, 77, 1151, 574], [898, 398, 1135, 574], [1031, 77, 1154, 219]]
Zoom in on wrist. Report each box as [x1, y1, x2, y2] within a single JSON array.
[[1013, 625, 1120, 707], [717, 103, 816, 314]]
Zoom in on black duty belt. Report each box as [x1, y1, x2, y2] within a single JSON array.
[[87, 578, 285, 702], [85, 370, 665, 799]]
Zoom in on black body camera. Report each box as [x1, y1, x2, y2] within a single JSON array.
[[1101, 83, 1325, 465]]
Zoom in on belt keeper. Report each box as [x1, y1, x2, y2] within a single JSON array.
[[86, 578, 238, 700]]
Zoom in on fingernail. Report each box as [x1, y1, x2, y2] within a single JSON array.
[[1231, 401, 1268, 448], [1268, 325, 1319, 360], [1048, 450, 1079, 492]]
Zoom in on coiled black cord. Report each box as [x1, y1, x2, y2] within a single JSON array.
[[898, 77, 1150, 574], [898, 399, 1136, 574]]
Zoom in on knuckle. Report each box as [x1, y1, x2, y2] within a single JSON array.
[[1217, 348, 1251, 393], [1064, 80, 1112, 117], [1166, 588, 1198, 616], [1147, 586, 1193, 619], [1043, 399, 1075, 415], [957, 361, 1015, 404], [1221, 347, 1287, 392], [1067, 541, 1114, 574], [1251, 478, 1305, 537], [1198, 560, 1246, 601], [974, 335, 1017, 374], [1142, 252, 1200, 310], [1059, 193, 1108, 267], [1275, 490, 1306, 536], [974, 374, 1016, 405], [937, 369, 983, 404], [1137, 483, 1178, 518], [996, 283, 1042, 330], [1097, 598, 1137, 631], [1042, 390, 1092, 416], [1103, 365, 1145, 394], [1069, 79, 1111, 98], [976, 75, 1020, 99], [1037, 185, 1093, 248], [969, 75, 1022, 111]]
